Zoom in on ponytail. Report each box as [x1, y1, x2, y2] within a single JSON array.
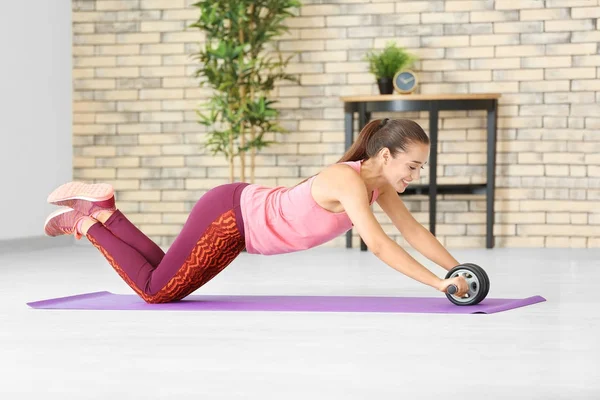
[[294, 118, 428, 187], [338, 118, 390, 162]]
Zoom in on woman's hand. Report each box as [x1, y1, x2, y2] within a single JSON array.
[[437, 276, 469, 297]]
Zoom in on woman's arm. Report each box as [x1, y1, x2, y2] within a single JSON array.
[[322, 166, 445, 290], [399, 223, 459, 272], [376, 184, 459, 272]]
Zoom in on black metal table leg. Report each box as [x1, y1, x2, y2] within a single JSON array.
[[428, 106, 439, 236], [344, 108, 354, 249], [486, 101, 498, 248], [358, 104, 369, 251]]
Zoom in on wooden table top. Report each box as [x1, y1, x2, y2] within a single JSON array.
[[340, 93, 502, 102]]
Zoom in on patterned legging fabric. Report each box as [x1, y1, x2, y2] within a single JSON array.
[[86, 183, 249, 303]]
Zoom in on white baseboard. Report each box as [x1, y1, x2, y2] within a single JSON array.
[[0, 235, 75, 254]]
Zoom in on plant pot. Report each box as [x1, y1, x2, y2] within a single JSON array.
[[377, 77, 394, 95]]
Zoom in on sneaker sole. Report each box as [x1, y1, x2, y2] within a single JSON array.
[[47, 182, 114, 205]]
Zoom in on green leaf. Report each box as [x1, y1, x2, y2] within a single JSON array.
[[363, 41, 417, 79], [190, 0, 301, 173]]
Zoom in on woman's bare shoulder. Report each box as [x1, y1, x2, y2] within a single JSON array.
[[317, 163, 360, 182], [313, 163, 366, 198]]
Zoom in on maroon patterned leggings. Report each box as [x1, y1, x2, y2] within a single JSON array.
[[85, 183, 249, 303]]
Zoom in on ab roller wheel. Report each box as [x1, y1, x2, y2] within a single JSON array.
[[445, 263, 490, 306]]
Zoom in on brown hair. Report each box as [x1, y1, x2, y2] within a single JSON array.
[[294, 118, 429, 187], [338, 118, 430, 162]]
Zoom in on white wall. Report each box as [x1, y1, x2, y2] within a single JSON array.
[[0, 1, 72, 241]]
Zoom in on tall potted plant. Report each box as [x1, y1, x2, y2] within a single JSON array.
[[191, 0, 300, 183], [364, 41, 417, 95]]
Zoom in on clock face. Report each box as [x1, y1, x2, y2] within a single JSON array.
[[393, 70, 417, 94]]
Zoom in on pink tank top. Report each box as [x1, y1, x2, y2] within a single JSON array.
[[239, 160, 380, 255]]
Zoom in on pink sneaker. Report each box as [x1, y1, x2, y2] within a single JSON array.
[[47, 182, 116, 216], [44, 208, 89, 240]]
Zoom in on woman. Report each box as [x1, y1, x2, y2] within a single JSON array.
[[44, 118, 469, 303]]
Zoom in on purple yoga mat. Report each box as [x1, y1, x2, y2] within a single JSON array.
[[26, 291, 546, 314]]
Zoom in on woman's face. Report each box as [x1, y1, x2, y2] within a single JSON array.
[[382, 142, 430, 193]]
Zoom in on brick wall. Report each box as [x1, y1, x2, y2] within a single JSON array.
[[72, 0, 600, 249]]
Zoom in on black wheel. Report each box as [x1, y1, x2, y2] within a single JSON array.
[[462, 263, 490, 300], [445, 263, 489, 306]]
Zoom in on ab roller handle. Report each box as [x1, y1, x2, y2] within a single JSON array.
[[447, 285, 458, 295]]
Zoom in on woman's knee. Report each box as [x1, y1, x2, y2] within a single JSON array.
[[142, 293, 179, 304]]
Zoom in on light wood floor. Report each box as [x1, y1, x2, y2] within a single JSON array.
[[1, 243, 598, 399]]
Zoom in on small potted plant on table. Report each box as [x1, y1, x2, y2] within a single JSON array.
[[364, 41, 417, 95]]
